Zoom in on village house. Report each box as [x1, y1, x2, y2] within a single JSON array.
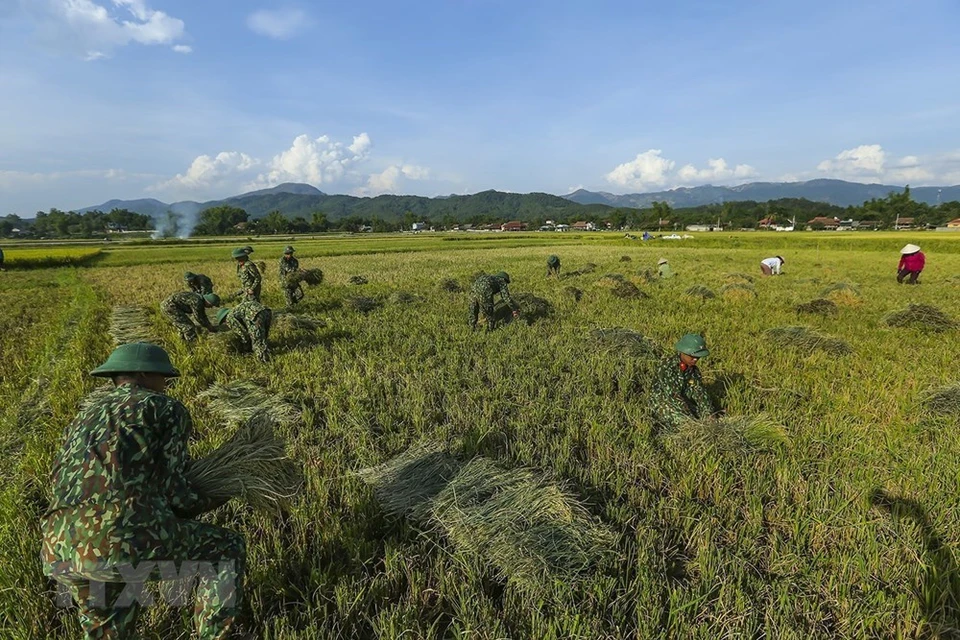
[[758, 217, 776, 229], [685, 224, 723, 232], [571, 221, 596, 231], [806, 216, 840, 230], [894, 217, 915, 230], [500, 221, 527, 232]]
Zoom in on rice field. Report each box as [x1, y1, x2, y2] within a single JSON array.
[[1, 232, 960, 638], [1, 246, 103, 269]]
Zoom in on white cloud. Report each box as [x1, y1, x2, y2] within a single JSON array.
[[813, 144, 960, 185], [28, 0, 187, 59], [401, 164, 430, 180], [246, 8, 309, 39], [816, 144, 886, 177], [172, 44, 191, 53], [605, 150, 675, 190], [676, 158, 757, 183], [152, 151, 259, 195], [362, 164, 431, 195], [252, 133, 371, 188]]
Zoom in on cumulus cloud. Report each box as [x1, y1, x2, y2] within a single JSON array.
[[28, 0, 188, 59], [246, 8, 310, 39], [813, 144, 957, 184], [152, 152, 259, 195], [362, 163, 431, 194], [605, 150, 756, 191], [816, 144, 886, 177], [253, 133, 372, 187]]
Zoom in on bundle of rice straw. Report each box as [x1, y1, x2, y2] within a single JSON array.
[[685, 285, 716, 300], [348, 275, 369, 285], [255, 261, 267, 274], [820, 282, 862, 306], [286, 268, 324, 287], [594, 274, 625, 288], [580, 263, 598, 274], [272, 312, 325, 332], [724, 272, 755, 283], [924, 383, 960, 417], [564, 286, 583, 302], [186, 412, 302, 512], [355, 442, 463, 518], [765, 326, 852, 355], [346, 295, 381, 313], [720, 282, 757, 300], [589, 327, 662, 358], [885, 303, 957, 333], [795, 298, 838, 316], [663, 414, 787, 454], [611, 280, 647, 299], [389, 291, 418, 304], [79, 384, 115, 412], [197, 381, 302, 426], [635, 269, 658, 284], [496, 293, 552, 325], [109, 305, 156, 345], [439, 278, 463, 293], [619, 255, 632, 262]]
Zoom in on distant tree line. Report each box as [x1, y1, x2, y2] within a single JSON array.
[[1, 209, 153, 238]]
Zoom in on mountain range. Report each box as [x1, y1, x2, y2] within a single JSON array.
[[76, 179, 960, 221]]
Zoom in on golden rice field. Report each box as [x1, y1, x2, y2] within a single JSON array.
[[1, 232, 959, 638]]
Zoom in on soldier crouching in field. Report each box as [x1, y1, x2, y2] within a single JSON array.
[[278, 245, 304, 306], [649, 334, 716, 432], [469, 271, 520, 332], [161, 291, 220, 342], [546, 255, 561, 278], [40, 343, 246, 639], [217, 301, 273, 362]]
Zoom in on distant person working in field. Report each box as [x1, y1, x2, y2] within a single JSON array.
[[469, 271, 520, 331], [649, 334, 715, 431], [897, 244, 925, 285], [546, 255, 561, 278], [217, 301, 273, 362], [162, 291, 220, 342], [0, 245, 4, 270], [41, 343, 246, 639], [278, 245, 304, 306], [233, 247, 262, 302], [657, 258, 675, 279], [760, 255, 785, 276], [184, 271, 214, 295]]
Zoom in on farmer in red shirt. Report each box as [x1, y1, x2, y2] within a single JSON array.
[[897, 244, 925, 285]]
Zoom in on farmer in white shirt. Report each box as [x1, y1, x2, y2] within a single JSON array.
[[760, 256, 785, 276]]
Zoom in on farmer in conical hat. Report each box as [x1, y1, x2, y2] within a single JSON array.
[[546, 255, 561, 278], [897, 244, 925, 285], [657, 258, 675, 279], [649, 333, 715, 431], [760, 255, 785, 276], [232, 247, 261, 302], [468, 271, 520, 331], [184, 271, 215, 296], [161, 291, 221, 342], [278, 246, 303, 306], [41, 343, 245, 639], [217, 301, 273, 362]]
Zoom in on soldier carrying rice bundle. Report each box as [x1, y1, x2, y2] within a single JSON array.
[[278, 245, 304, 306], [232, 247, 262, 302]]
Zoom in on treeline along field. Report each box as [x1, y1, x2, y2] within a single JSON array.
[[1, 234, 959, 637]]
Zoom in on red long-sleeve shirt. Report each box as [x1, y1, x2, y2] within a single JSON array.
[[898, 251, 925, 272]]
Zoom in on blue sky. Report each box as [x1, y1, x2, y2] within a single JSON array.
[[2, 0, 960, 214]]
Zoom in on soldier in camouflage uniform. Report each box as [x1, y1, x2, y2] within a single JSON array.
[[40, 343, 245, 639], [161, 291, 220, 342], [649, 333, 715, 431], [184, 271, 215, 295], [217, 301, 273, 362], [241, 245, 254, 257], [278, 245, 303, 306], [468, 271, 520, 331], [232, 248, 262, 302], [546, 255, 561, 278]]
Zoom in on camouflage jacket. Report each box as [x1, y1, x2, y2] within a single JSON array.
[[228, 299, 270, 329], [278, 256, 300, 282], [237, 260, 262, 297], [162, 291, 214, 332], [187, 273, 214, 295], [649, 355, 714, 426], [471, 275, 518, 310], [41, 384, 220, 574]]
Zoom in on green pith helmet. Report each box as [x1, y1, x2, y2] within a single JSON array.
[[284, 245, 295, 254], [231, 248, 248, 259], [203, 293, 221, 306], [216, 308, 231, 325], [184, 271, 196, 280], [90, 343, 180, 378], [676, 333, 709, 358], [495, 271, 510, 283], [243, 246, 254, 254]]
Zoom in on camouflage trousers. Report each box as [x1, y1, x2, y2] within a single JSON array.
[[283, 284, 304, 306], [468, 296, 497, 332], [160, 302, 198, 342], [547, 265, 560, 278], [228, 309, 272, 362], [50, 521, 245, 640]]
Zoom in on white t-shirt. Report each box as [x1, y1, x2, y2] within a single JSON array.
[[761, 257, 783, 274]]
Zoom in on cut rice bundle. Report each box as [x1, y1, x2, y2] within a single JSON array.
[[594, 274, 626, 289], [187, 412, 302, 512], [255, 261, 267, 274], [355, 442, 463, 518], [589, 327, 662, 358], [389, 291, 418, 304], [619, 255, 632, 262], [765, 326, 852, 355], [720, 283, 757, 301], [924, 383, 960, 417], [348, 275, 369, 285], [685, 285, 716, 300], [564, 286, 583, 302], [197, 381, 302, 426], [885, 303, 957, 333], [663, 414, 787, 454], [795, 298, 838, 316], [286, 268, 324, 287], [820, 282, 862, 306], [346, 296, 381, 314], [439, 278, 463, 293], [272, 312, 325, 332], [109, 305, 157, 345], [724, 272, 755, 284], [611, 280, 648, 299]]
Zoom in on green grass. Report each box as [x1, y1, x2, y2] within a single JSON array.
[[2, 233, 960, 637]]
